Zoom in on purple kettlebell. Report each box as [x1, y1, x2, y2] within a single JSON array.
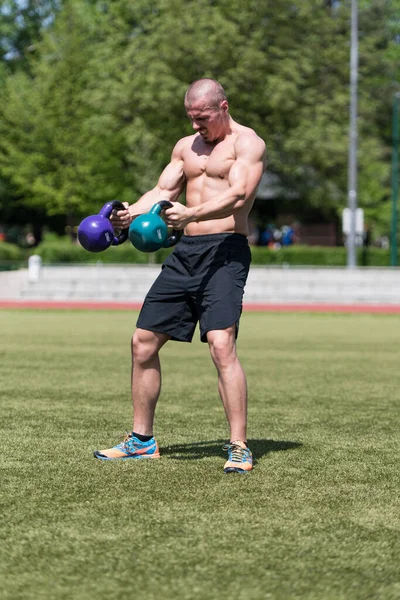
[[78, 200, 129, 253]]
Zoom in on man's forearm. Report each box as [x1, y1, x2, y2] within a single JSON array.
[[189, 188, 245, 222], [128, 191, 163, 221]]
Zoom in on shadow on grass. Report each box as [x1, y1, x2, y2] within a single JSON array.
[[160, 438, 302, 462]]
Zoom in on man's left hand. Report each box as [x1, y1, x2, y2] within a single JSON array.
[[164, 203, 195, 229]]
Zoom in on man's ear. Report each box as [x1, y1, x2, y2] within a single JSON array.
[[220, 100, 229, 113]]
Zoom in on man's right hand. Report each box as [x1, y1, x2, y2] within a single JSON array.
[[110, 202, 132, 229]]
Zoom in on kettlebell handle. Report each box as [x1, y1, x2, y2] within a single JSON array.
[[100, 200, 129, 246], [150, 200, 173, 215], [151, 200, 182, 248]]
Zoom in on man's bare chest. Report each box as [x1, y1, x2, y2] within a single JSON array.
[[183, 139, 236, 181]]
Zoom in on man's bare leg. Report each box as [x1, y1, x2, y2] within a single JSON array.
[[207, 326, 248, 442], [93, 328, 169, 459], [131, 328, 170, 436], [207, 326, 252, 472]]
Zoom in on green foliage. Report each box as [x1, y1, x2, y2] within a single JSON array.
[[0, 240, 23, 259], [32, 236, 173, 264], [0, 0, 398, 237], [30, 235, 393, 266], [0, 1, 125, 218], [251, 244, 392, 266], [0, 1, 60, 71], [0, 241, 24, 270]]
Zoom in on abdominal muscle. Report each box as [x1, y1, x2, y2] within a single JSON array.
[[183, 173, 251, 237]]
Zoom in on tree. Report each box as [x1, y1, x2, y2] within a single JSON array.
[[0, 0, 62, 233], [0, 0, 60, 72], [100, 0, 394, 225], [0, 0, 125, 223]]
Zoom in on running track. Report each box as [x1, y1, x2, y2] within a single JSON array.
[[0, 300, 400, 314]]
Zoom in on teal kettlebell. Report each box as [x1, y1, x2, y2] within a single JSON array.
[[128, 200, 182, 252]]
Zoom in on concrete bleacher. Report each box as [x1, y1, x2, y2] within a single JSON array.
[[18, 264, 157, 302], [1, 262, 400, 305]]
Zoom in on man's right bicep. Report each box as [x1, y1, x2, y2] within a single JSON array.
[[157, 158, 186, 201]]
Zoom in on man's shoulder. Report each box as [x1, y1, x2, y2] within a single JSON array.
[[173, 134, 196, 156], [234, 124, 266, 158], [236, 123, 264, 143]]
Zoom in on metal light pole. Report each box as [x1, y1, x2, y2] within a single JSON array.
[[391, 92, 400, 267], [347, 0, 358, 268]]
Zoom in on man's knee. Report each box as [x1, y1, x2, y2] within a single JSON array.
[[207, 327, 237, 366], [131, 328, 168, 363]]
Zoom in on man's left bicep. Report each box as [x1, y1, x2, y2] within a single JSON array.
[[229, 156, 265, 201]]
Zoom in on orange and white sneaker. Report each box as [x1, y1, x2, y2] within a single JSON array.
[[223, 441, 253, 474], [94, 433, 160, 460]]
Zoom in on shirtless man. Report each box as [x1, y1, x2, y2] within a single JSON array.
[[94, 78, 266, 473]]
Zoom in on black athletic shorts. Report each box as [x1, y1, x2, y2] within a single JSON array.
[[136, 233, 251, 343]]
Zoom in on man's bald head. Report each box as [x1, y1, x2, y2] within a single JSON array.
[[185, 78, 227, 110]]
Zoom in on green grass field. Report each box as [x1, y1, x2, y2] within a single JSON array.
[[0, 309, 399, 600]]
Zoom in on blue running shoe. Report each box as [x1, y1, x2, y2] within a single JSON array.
[[223, 441, 253, 473], [94, 433, 160, 460]]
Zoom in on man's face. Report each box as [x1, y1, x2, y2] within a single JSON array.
[[185, 99, 228, 143]]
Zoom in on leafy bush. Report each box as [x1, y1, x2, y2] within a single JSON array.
[[29, 237, 394, 267], [0, 242, 25, 270], [0, 242, 24, 261], [250, 245, 392, 267], [32, 237, 173, 264]]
